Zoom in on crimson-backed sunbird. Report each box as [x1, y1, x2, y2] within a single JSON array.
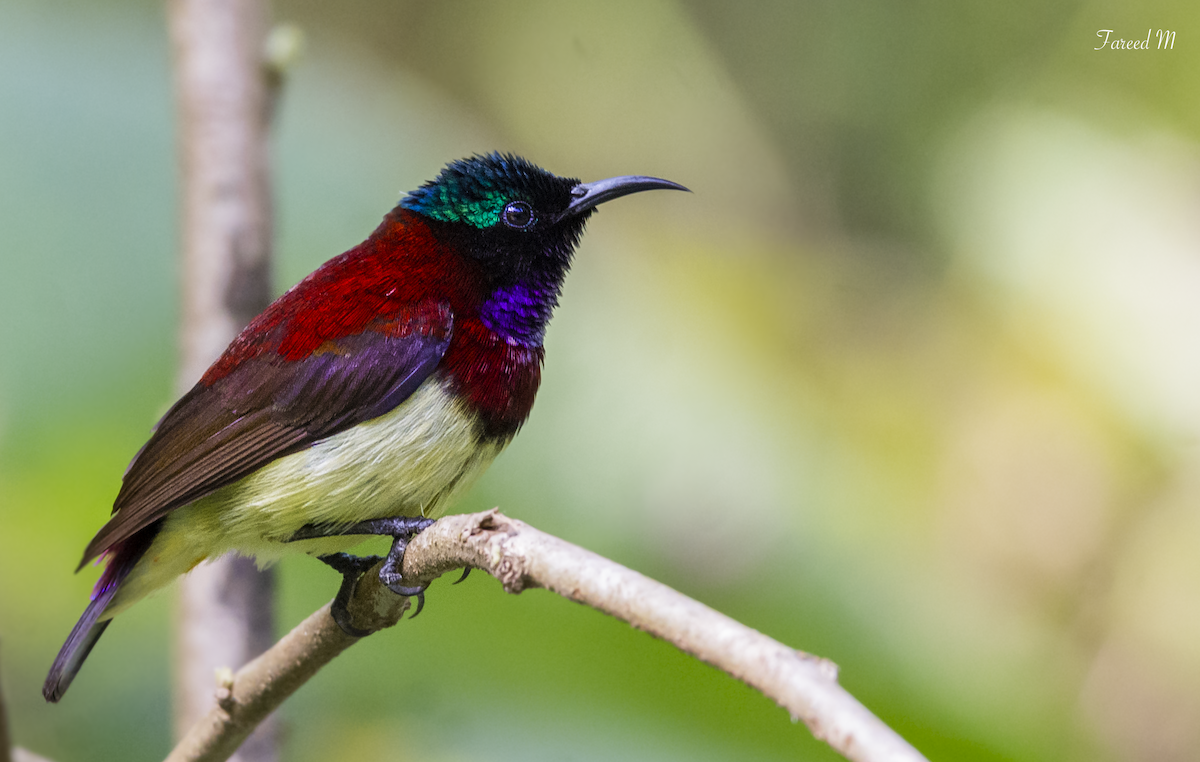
[[44, 153, 687, 702]]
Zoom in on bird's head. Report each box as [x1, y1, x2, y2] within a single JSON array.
[[400, 153, 686, 287], [399, 153, 686, 346]]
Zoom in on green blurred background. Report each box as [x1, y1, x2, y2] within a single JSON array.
[[3, 1, 1199, 760]]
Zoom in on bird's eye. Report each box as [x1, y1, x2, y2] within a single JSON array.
[[501, 201, 536, 230]]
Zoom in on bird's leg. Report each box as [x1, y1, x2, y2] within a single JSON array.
[[290, 516, 437, 623], [289, 515, 436, 543], [378, 532, 429, 616], [316, 552, 383, 637]]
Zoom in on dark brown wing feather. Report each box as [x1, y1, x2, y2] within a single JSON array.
[[79, 311, 453, 569]]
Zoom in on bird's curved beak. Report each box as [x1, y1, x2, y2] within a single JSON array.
[[561, 175, 690, 220]]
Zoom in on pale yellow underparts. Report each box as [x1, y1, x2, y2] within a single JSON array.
[[105, 377, 504, 618]]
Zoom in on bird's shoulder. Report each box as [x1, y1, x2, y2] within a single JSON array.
[[204, 224, 466, 385]]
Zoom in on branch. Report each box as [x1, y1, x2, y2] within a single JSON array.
[[167, 510, 927, 762], [1, 647, 11, 762], [167, 0, 277, 759], [1, 646, 55, 762]]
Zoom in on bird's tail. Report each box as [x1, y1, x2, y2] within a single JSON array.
[[43, 527, 156, 702]]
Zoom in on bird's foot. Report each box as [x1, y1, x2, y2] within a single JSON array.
[[317, 552, 384, 637], [376, 519, 436, 617], [296, 516, 437, 621]]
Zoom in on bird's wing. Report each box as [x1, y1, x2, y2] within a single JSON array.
[[78, 302, 454, 568]]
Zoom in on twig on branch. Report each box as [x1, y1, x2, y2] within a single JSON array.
[[164, 577, 407, 762], [167, 510, 928, 762]]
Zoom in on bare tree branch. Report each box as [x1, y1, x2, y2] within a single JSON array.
[[167, 0, 276, 760], [1, 648, 53, 762], [167, 510, 929, 762], [164, 567, 408, 762], [1, 647, 12, 762]]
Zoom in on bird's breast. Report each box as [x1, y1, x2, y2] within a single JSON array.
[[442, 317, 544, 439]]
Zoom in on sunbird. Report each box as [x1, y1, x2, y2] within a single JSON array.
[[44, 153, 686, 702]]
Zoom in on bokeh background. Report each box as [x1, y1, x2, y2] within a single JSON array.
[[3, 1, 1199, 760]]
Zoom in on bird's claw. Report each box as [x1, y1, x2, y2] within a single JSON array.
[[302, 517, 437, 624], [318, 552, 382, 637], [378, 531, 431, 618]]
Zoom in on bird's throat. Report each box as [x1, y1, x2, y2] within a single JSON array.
[[478, 280, 561, 347]]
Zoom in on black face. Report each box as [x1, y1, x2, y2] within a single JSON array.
[[401, 152, 592, 288], [400, 153, 687, 347]]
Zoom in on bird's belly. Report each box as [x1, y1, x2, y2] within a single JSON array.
[[207, 375, 504, 552], [111, 377, 504, 614]]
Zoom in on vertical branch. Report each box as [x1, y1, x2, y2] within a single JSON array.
[[1, 647, 12, 762], [2, 649, 55, 762], [168, 1, 275, 761]]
